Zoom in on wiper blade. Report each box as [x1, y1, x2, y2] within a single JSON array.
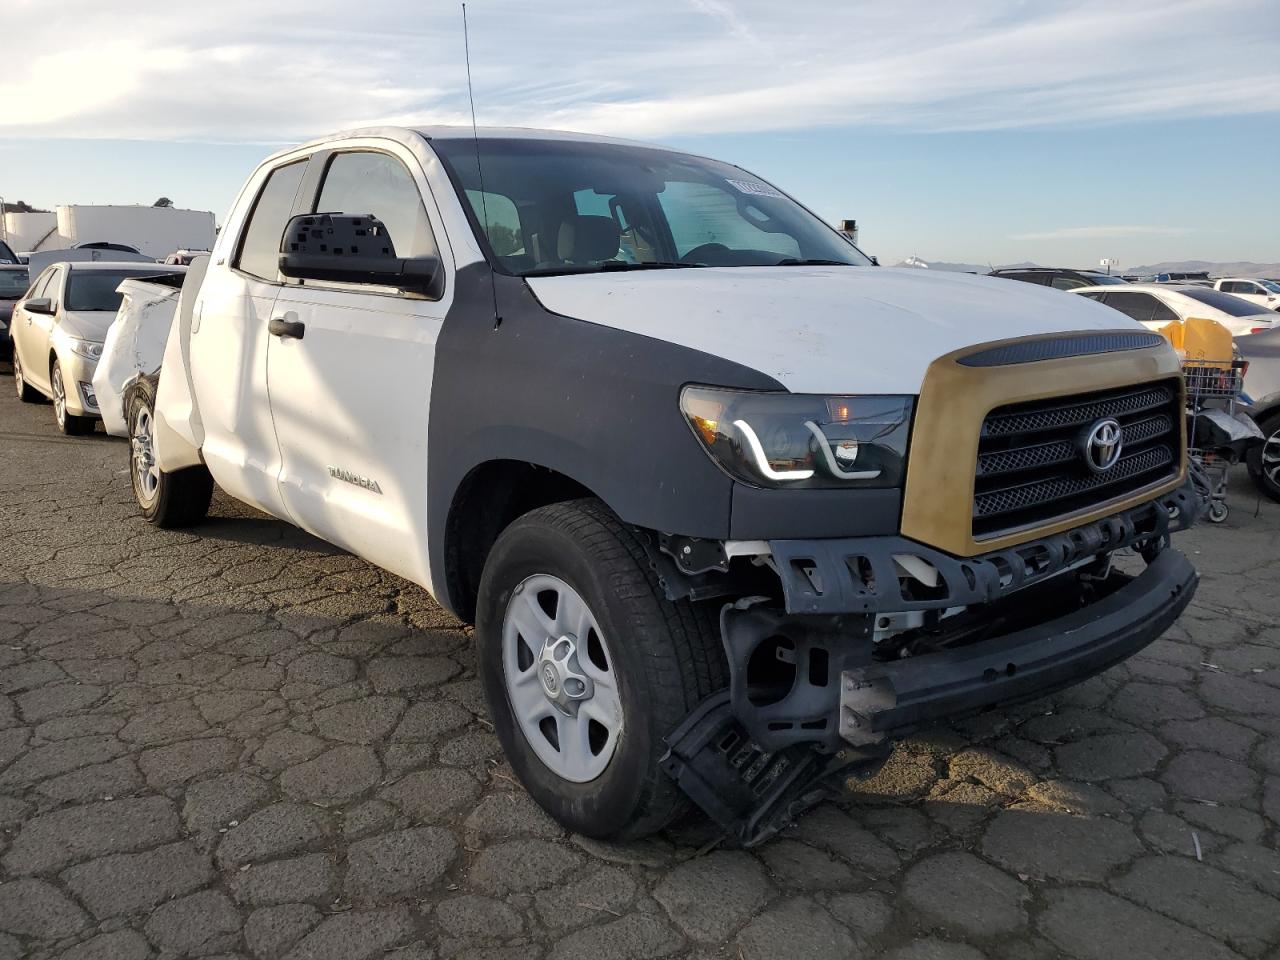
[[773, 258, 854, 267], [522, 260, 705, 277]]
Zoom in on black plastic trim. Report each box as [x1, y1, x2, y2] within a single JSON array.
[[958, 331, 1166, 367]]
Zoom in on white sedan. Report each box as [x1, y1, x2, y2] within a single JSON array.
[[1071, 283, 1280, 338]]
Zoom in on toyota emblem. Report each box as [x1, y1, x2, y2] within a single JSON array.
[[1083, 418, 1123, 473]]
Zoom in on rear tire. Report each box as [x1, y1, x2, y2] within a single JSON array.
[[1247, 410, 1280, 503], [127, 381, 213, 527], [475, 498, 726, 840], [51, 362, 95, 435], [13, 350, 41, 403]]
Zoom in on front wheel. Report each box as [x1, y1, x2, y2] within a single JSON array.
[[127, 382, 213, 527], [51, 363, 95, 435], [1247, 410, 1280, 503], [475, 499, 726, 840]]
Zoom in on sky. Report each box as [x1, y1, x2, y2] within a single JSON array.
[[1, 0, 1278, 267]]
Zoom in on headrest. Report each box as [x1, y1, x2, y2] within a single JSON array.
[[557, 215, 620, 263]]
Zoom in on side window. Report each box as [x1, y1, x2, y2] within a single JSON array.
[[1104, 292, 1168, 324], [27, 268, 54, 301], [1051, 276, 1086, 290], [315, 152, 437, 259], [1078, 291, 1107, 303], [236, 160, 308, 281], [466, 189, 524, 258], [1220, 281, 1242, 293], [1148, 297, 1179, 324], [659, 181, 800, 259]]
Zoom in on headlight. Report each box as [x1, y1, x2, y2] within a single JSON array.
[[680, 386, 913, 489], [68, 339, 103, 361]]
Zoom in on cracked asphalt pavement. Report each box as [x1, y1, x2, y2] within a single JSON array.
[[0, 361, 1278, 960]]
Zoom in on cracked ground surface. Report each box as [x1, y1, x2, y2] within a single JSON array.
[[0, 363, 1278, 960]]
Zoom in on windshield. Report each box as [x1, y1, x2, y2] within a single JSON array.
[[65, 270, 158, 311], [1182, 288, 1274, 318], [431, 137, 869, 276], [0, 240, 16, 264], [1258, 279, 1280, 294], [0, 269, 29, 298]]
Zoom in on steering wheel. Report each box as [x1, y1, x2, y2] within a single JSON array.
[[680, 242, 731, 265]]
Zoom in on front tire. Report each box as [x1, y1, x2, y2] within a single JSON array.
[[1247, 410, 1280, 503], [51, 362, 95, 435], [13, 350, 41, 403], [475, 498, 726, 840], [127, 381, 213, 527]]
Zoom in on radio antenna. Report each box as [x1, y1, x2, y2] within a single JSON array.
[[462, 3, 501, 326]]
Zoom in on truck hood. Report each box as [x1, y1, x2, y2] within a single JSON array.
[[57, 310, 116, 343], [526, 266, 1140, 394]]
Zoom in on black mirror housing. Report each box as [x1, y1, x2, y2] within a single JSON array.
[[278, 213, 442, 298], [25, 297, 54, 315]]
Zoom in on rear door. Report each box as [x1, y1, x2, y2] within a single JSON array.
[[265, 144, 453, 586], [188, 156, 311, 518]]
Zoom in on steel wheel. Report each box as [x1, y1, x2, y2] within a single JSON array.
[[51, 365, 67, 429], [131, 406, 161, 507], [502, 573, 623, 783]]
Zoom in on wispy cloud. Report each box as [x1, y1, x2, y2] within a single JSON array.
[[1012, 226, 1196, 241], [0, 0, 1276, 143]]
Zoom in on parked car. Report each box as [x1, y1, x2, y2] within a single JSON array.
[[1213, 278, 1280, 312], [1233, 329, 1280, 501], [987, 266, 1129, 290], [0, 239, 19, 265], [0, 264, 30, 360], [130, 126, 1199, 844], [10, 261, 182, 434], [1071, 283, 1280, 338], [92, 268, 188, 436]]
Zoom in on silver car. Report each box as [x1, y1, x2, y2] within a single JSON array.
[[10, 261, 172, 435]]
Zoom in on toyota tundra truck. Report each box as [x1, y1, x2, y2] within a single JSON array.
[[128, 126, 1200, 844]]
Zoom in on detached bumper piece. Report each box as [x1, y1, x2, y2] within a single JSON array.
[[769, 478, 1198, 616], [661, 691, 890, 847]]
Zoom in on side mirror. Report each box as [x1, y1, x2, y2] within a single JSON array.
[[25, 298, 54, 315], [278, 213, 442, 298]]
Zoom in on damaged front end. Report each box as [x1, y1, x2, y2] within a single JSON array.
[[654, 480, 1200, 846]]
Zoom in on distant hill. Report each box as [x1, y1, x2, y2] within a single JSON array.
[[892, 258, 1280, 277]]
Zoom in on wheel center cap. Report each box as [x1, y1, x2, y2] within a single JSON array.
[[537, 634, 594, 715]]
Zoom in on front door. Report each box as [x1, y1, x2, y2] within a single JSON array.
[[266, 146, 452, 586], [14, 266, 62, 395], [188, 157, 310, 518]]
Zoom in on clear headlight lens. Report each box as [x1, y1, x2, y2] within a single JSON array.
[[680, 386, 914, 489], [68, 339, 103, 361]]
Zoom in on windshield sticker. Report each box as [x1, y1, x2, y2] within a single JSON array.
[[727, 179, 786, 200]]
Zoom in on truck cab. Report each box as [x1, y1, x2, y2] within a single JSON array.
[[130, 126, 1199, 843]]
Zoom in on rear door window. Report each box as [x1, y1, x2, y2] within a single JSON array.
[[235, 159, 309, 281]]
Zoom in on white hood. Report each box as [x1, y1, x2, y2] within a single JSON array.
[[527, 266, 1140, 394], [57, 310, 116, 343]]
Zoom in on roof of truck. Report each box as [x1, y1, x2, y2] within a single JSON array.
[[282, 125, 671, 160]]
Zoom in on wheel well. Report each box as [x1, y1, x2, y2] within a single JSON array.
[[444, 460, 594, 624]]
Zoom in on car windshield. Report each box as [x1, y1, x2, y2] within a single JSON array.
[[0, 240, 17, 264], [0, 269, 30, 298], [431, 137, 869, 276], [65, 270, 157, 311], [1258, 279, 1280, 294], [1182, 288, 1274, 318]]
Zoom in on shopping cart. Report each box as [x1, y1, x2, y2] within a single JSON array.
[[1183, 358, 1256, 523]]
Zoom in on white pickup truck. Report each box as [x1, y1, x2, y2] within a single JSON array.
[[130, 126, 1199, 843]]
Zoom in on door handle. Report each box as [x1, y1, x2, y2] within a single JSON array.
[[268, 317, 305, 339]]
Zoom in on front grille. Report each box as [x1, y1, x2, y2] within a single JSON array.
[[973, 380, 1181, 538]]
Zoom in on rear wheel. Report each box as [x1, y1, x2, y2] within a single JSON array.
[[475, 498, 725, 840], [128, 382, 213, 527], [51, 363, 95, 435], [13, 350, 40, 403]]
